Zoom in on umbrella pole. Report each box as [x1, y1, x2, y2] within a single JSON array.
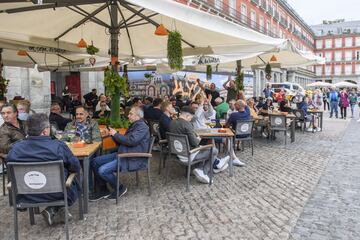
[[109, 1, 119, 70]]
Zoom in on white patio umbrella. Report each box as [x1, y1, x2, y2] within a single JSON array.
[[0, 0, 286, 70], [306, 81, 334, 88], [334, 81, 358, 89]]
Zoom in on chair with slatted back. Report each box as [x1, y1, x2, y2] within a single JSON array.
[[149, 121, 167, 174], [234, 120, 255, 156], [165, 132, 214, 192], [115, 137, 155, 204], [7, 160, 83, 240], [269, 114, 289, 145]]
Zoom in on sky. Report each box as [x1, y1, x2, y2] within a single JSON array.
[[286, 0, 360, 25]]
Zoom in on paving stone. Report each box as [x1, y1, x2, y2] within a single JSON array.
[[0, 112, 356, 239]]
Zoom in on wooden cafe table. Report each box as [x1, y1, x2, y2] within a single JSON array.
[[308, 109, 324, 131], [67, 141, 102, 214], [195, 128, 235, 177]]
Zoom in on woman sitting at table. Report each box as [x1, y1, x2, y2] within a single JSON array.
[[259, 98, 274, 115], [247, 98, 259, 119], [93, 102, 111, 119], [298, 96, 320, 132], [279, 99, 293, 113]]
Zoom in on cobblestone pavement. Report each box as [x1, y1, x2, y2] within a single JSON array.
[[0, 113, 354, 240], [290, 118, 360, 240]]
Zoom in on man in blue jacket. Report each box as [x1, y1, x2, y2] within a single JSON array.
[[7, 113, 81, 226], [90, 106, 150, 201], [329, 87, 339, 118]]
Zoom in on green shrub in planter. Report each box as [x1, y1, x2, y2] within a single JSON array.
[[167, 31, 183, 70]]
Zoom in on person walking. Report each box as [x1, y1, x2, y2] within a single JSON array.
[[349, 89, 357, 118], [322, 88, 329, 111], [339, 89, 349, 119], [329, 87, 339, 118]]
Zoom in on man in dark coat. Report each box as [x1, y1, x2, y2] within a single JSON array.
[[90, 106, 150, 200], [6, 113, 81, 226], [49, 102, 71, 130]]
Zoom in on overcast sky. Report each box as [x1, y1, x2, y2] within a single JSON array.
[[286, 0, 360, 25]]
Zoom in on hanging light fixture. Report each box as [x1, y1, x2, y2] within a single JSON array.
[[17, 50, 27, 56], [270, 54, 277, 62], [155, 24, 168, 36], [77, 38, 87, 48]]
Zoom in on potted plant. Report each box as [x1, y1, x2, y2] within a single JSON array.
[[86, 42, 99, 66], [104, 67, 128, 128], [206, 65, 212, 80], [167, 31, 183, 70], [235, 71, 244, 92], [265, 63, 272, 80]]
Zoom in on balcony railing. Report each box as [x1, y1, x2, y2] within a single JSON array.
[[183, 0, 280, 39], [266, 7, 273, 16], [280, 17, 288, 28], [251, 0, 259, 5]]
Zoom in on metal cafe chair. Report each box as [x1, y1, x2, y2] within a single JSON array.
[[165, 132, 214, 192], [294, 109, 306, 133], [115, 137, 155, 204], [149, 121, 167, 174], [7, 160, 83, 240], [268, 114, 289, 145], [234, 120, 255, 156], [0, 153, 7, 196]]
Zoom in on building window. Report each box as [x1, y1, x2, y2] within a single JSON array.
[[356, 37, 360, 46], [335, 38, 342, 48], [325, 66, 331, 75], [325, 52, 332, 62], [250, 10, 256, 28], [266, 21, 270, 35], [259, 16, 264, 33], [316, 66, 323, 76], [345, 65, 352, 75], [229, 0, 236, 16], [345, 51, 352, 61], [356, 64, 360, 74], [215, 0, 223, 10], [356, 51, 360, 61], [334, 65, 341, 75], [345, 37, 353, 47], [325, 39, 332, 48], [241, 4, 247, 24], [335, 51, 342, 61]]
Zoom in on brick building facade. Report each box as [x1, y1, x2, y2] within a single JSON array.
[[175, 0, 360, 94]]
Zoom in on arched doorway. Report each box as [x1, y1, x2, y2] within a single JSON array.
[[273, 73, 278, 83]]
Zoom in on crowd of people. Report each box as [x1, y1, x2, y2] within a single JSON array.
[[0, 78, 359, 227]]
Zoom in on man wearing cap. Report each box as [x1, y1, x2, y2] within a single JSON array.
[[169, 106, 229, 183]]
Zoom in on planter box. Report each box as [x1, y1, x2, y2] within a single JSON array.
[[99, 125, 127, 151]]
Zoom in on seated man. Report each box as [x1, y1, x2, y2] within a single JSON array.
[[159, 101, 175, 140], [64, 106, 101, 143], [191, 95, 215, 129], [0, 103, 27, 154], [226, 99, 237, 120], [225, 100, 250, 166], [93, 101, 111, 119], [144, 98, 163, 122], [6, 113, 81, 226], [49, 102, 72, 131], [215, 97, 229, 119], [90, 106, 150, 200], [169, 106, 229, 184]]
